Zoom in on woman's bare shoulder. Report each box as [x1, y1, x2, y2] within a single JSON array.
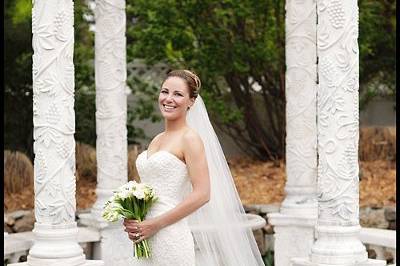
[[148, 132, 165, 150], [182, 128, 204, 153]]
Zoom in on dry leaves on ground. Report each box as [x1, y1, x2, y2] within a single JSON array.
[[4, 158, 396, 213]]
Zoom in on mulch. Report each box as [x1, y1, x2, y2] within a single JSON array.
[[4, 159, 396, 213]]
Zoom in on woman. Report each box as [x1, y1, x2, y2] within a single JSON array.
[[124, 70, 264, 266]]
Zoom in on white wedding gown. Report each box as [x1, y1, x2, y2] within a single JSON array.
[[133, 149, 195, 266]]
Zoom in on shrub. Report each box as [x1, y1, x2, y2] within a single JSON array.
[[359, 127, 396, 161], [128, 145, 141, 182], [4, 150, 34, 194], [75, 142, 97, 182]]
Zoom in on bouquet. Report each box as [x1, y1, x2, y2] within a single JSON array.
[[102, 180, 158, 258]]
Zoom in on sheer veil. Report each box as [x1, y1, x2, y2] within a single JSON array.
[[186, 94, 265, 266]]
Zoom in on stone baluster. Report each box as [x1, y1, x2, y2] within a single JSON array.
[[11, 1, 103, 265], [292, 0, 385, 265], [267, 0, 318, 265], [78, 0, 133, 265]]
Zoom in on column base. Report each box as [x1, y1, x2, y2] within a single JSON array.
[[311, 225, 370, 265], [267, 212, 317, 266], [8, 259, 104, 266], [26, 222, 88, 263], [291, 257, 386, 266]]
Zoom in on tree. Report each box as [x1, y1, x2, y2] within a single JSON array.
[[126, 0, 287, 160], [4, 0, 151, 158], [358, 0, 396, 110], [126, 0, 396, 160], [4, 0, 34, 158]]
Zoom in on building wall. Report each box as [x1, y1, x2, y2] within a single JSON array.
[[359, 98, 396, 127]]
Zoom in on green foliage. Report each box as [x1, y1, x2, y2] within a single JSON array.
[[126, 0, 395, 159], [4, 0, 34, 158], [358, 0, 396, 109], [126, 0, 287, 159], [126, 77, 163, 144], [11, 0, 31, 25], [263, 250, 274, 266], [4, 0, 150, 157], [4, 0, 396, 160]]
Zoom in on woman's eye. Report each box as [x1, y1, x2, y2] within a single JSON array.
[[161, 91, 168, 94], [175, 93, 183, 96]]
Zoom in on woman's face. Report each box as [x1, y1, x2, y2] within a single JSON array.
[[158, 76, 194, 120]]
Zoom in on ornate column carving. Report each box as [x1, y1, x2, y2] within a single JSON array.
[[267, 1, 318, 265], [291, 0, 385, 265], [78, 0, 133, 265], [92, 0, 128, 218], [281, 0, 318, 216], [24, 1, 103, 265], [312, 0, 370, 262]]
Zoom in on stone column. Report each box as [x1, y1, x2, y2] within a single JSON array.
[[267, 0, 318, 265], [15, 1, 103, 265], [292, 0, 385, 265], [78, 0, 133, 265]]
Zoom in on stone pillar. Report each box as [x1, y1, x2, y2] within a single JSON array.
[[292, 0, 385, 265], [267, 0, 318, 265], [14, 1, 103, 265], [78, 0, 133, 265]]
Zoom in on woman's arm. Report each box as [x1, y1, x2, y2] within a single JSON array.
[[124, 130, 210, 243]]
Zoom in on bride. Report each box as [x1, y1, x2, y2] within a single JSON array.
[[123, 70, 265, 266]]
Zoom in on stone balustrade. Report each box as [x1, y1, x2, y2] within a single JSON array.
[[4, 204, 395, 264], [244, 204, 396, 264], [4, 227, 101, 265]]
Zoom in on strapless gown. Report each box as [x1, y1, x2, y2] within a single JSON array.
[[132, 150, 195, 266]]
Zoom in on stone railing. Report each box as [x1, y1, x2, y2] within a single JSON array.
[[4, 211, 265, 265], [244, 204, 396, 265], [4, 205, 395, 264], [4, 227, 101, 265], [360, 228, 396, 265]]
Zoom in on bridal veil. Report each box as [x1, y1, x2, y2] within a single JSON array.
[[186, 95, 265, 266]]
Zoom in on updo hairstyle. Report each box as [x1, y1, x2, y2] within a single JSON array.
[[163, 69, 201, 99]]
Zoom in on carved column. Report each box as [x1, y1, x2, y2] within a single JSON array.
[[78, 0, 133, 265], [291, 0, 385, 265], [267, 0, 318, 265], [17, 1, 103, 265]]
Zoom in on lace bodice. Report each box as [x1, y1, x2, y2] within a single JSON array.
[[135, 150, 192, 213], [133, 150, 195, 266]]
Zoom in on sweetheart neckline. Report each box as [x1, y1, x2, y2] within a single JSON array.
[[142, 149, 187, 167]]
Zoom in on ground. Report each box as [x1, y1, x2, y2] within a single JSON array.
[[3, 159, 396, 212]]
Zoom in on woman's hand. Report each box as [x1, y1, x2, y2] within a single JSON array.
[[123, 218, 162, 244]]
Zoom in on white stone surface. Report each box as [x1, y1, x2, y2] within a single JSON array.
[[291, 258, 386, 266], [28, 0, 100, 265], [297, 1, 385, 265], [5, 227, 102, 263], [26, 0, 104, 264], [92, 225, 135, 266], [85, 0, 134, 265], [359, 227, 396, 249], [268, 213, 317, 266], [91, 0, 129, 219], [280, 0, 318, 216], [269, 1, 318, 265]]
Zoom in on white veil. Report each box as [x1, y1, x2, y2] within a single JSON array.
[[186, 94, 265, 266]]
